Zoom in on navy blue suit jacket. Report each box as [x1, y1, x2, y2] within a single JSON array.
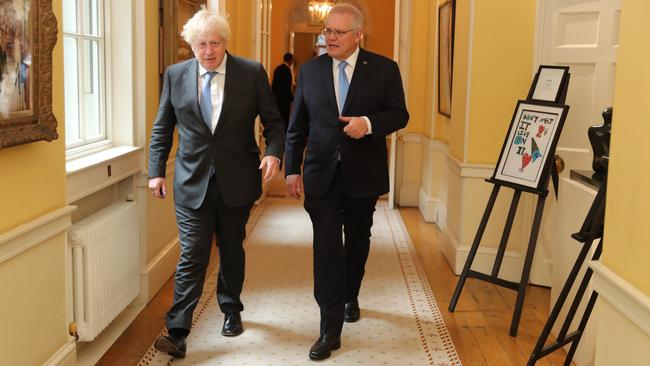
[[285, 48, 409, 198]]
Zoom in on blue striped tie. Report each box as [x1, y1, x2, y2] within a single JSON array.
[[200, 71, 217, 129], [338, 61, 349, 114]]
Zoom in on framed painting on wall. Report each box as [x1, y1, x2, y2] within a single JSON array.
[[492, 100, 569, 191], [0, 0, 59, 148], [437, 0, 455, 117]]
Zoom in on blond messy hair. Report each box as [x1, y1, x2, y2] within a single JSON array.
[[181, 6, 231, 44]]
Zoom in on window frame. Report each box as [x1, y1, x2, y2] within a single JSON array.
[[63, 0, 109, 157]]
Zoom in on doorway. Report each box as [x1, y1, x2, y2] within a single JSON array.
[[530, 0, 619, 288], [264, 0, 399, 203]]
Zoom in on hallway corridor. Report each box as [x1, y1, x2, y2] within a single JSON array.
[[97, 198, 569, 365]]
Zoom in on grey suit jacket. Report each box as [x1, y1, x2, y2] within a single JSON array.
[[149, 53, 285, 208]]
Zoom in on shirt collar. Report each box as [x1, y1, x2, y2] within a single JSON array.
[[198, 53, 228, 76], [333, 47, 360, 69]]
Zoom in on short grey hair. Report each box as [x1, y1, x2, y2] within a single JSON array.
[[181, 7, 231, 44], [327, 3, 364, 30]]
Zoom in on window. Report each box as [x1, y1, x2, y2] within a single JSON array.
[[63, 0, 107, 153]]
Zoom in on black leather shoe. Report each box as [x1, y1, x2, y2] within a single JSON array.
[[154, 333, 186, 358], [309, 334, 341, 360], [344, 300, 360, 323], [222, 312, 243, 336]]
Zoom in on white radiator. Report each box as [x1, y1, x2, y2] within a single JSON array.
[[69, 201, 140, 342]]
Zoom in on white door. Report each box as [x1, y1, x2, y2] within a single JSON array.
[[529, 0, 619, 287], [534, 1, 619, 364], [538, 0, 619, 173]]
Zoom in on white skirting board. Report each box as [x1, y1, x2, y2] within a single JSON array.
[[591, 261, 650, 365], [591, 261, 650, 336], [442, 228, 524, 283], [399, 183, 420, 207], [140, 236, 180, 302], [44, 338, 76, 366], [418, 187, 440, 223]]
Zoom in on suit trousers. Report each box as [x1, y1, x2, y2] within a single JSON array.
[[304, 164, 378, 336], [166, 174, 252, 332]]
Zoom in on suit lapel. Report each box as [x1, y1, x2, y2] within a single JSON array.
[[213, 52, 236, 136], [323, 56, 339, 117], [184, 59, 212, 134], [342, 48, 369, 115]]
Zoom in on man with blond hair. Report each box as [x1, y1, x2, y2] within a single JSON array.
[[285, 3, 409, 360], [148, 7, 285, 358]]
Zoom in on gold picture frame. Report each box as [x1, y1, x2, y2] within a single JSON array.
[[0, 0, 58, 149]]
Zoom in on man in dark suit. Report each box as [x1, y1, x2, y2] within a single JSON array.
[[284, 4, 409, 361], [148, 8, 284, 358], [271, 52, 294, 131]]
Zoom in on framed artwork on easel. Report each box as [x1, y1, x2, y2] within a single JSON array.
[[492, 100, 569, 191], [527, 65, 570, 103]]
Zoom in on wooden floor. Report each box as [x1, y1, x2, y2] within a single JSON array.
[[400, 208, 573, 366], [98, 203, 572, 365]]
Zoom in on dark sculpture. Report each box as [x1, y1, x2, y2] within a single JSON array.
[[588, 107, 612, 177]]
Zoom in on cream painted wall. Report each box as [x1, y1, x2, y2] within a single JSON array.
[[426, 0, 535, 164], [144, 0, 179, 269], [0, 235, 69, 365], [405, 0, 431, 136], [0, 17, 66, 232], [602, 0, 650, 296], [594, 300, 650, 365], [226, 0, 255, 59], [466, 0, 535, 165], [0, 1, 71, 364], [0, 141, 66, 232]]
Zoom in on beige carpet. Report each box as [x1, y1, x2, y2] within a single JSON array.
[[139, 198, 460, 365]]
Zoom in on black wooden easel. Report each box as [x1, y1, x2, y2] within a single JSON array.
[[527, 177, 606, 365], [448, 67, 570, 336], [447, 173, 552, 336]]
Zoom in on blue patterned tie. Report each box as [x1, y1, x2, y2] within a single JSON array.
[[200, 71, 217, 129], [338, 61, 349, 114]]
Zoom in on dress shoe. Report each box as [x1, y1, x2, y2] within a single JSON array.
[[344, 300, 360, 323], [309, 334, 341, 360], [222, 312, 243, 336], [154, 333, 186, 358]]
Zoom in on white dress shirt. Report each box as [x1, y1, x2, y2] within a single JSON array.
[[332, 47, 372, 134], [198, 53, 227, 133]]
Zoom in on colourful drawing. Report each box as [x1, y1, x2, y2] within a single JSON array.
[[495, 102, 567, 189], [531, 138, 542, 162], [520, 152, 532, 171], [514, 135, 523, 145]]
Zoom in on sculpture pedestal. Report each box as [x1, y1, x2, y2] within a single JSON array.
[[548, 170, 601, 366]]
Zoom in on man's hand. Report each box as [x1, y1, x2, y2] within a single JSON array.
[[259, 156, 280, 184], [339, 116, 368, 139], [148, 177, 167, 199], [285, 174, 303, 199]]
